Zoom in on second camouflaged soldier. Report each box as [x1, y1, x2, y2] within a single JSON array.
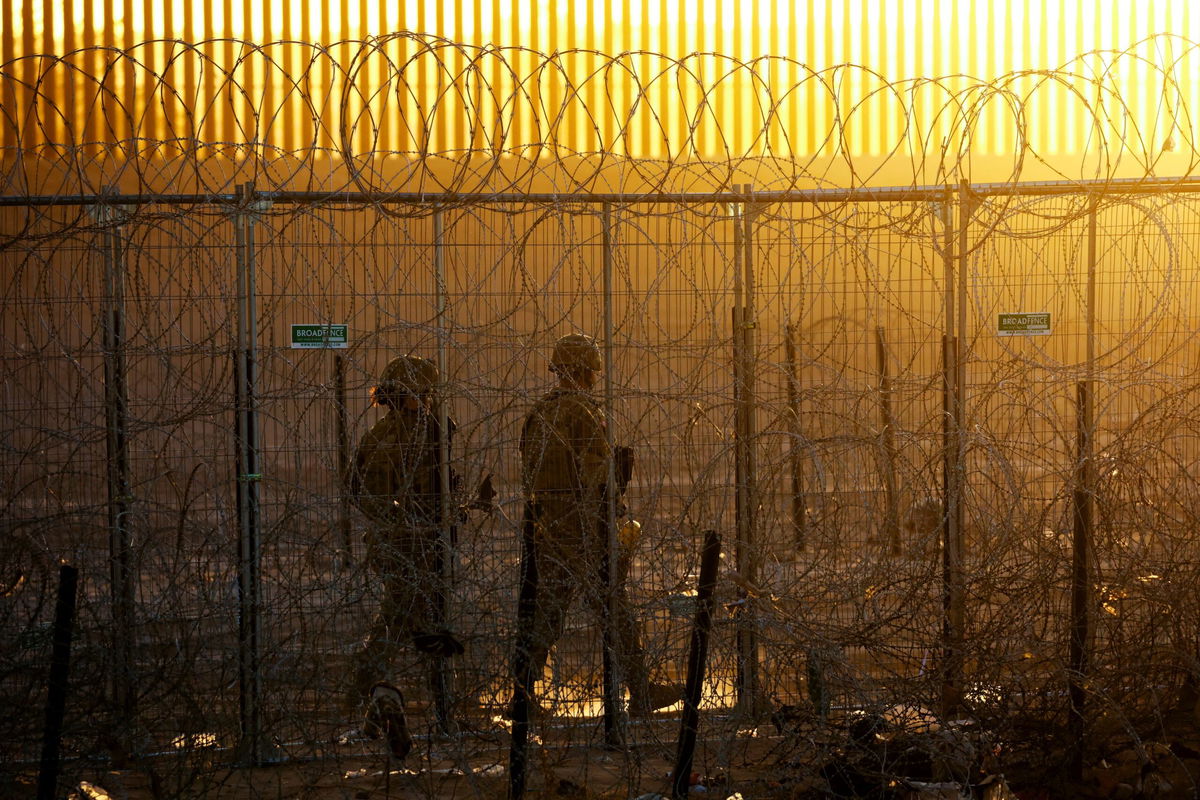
[[517, 334, 678, 716], [345, 355, 464, 755]]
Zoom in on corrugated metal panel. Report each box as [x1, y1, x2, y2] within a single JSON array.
[[1, 0, 1198, 158]]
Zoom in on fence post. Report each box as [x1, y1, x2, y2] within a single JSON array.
[[672, 531, 722, 800], [785, 320, 806, 551], [432, 205, 456, 733], [734, 184, 760, 714], [233, 181, 268, 764], [939, 182, 967, 716], [96, 196, 136, 747], [334, 353, 352, 567], [36, 564, 79, 800], [876, 326, 900, 555], [600, 202, 623, 745], [1069, 200, 1098, 779], [1069, 381, 1093, 779]]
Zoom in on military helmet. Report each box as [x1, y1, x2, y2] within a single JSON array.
[[550, 334, 602, 372], [378, 355, 439, 393]]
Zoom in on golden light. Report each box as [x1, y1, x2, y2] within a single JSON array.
[[2, 0, 1198, 168]]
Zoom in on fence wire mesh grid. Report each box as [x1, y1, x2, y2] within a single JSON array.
[[5, 34, 1200, 800]]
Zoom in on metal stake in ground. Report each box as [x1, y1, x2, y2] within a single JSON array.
[[672, 531, 722, 800], [509, 500, 541, 800], [37, 564, 79, 800]]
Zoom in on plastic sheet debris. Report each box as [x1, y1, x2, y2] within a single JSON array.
[[901, 780, 968, 798], [70, 783, 113, 800], [336, 727, 372, 745], [822, 706, 994, 797], [170, 732, 218, 749]]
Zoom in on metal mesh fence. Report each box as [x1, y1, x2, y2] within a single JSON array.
[[6, 185, 1200, 797], [6, 33, 1200, 800]]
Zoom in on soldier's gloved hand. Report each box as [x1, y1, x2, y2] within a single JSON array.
[[614, 446, 635, 493]]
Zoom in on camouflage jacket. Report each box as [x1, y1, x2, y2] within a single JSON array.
[[347, 406, 454, 527], [520, 388, 610, 496]]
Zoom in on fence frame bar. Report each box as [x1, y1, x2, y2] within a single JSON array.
[[601, 202, 623, 744], [1069, 200, 1099, 778], [9, 174, 1200, 208], [97, 197, 135, 746], [233, 181, 266, 764]]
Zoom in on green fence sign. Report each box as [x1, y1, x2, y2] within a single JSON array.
[[291, 324, 348, 348], [998, 312, 1050, 336]]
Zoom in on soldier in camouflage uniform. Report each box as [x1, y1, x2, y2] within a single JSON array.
[[518, 334, 678, 716], [345, 355, 463, 754]]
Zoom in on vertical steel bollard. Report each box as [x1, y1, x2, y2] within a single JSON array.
[[233, 182, 266, 763], [96, 196, 136, 747]]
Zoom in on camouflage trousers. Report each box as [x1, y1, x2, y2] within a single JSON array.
[[522, 495, 653, 707], [353, 525, 447, 702]]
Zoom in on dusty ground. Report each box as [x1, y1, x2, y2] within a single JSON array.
[[15, 701, 1200, 800]]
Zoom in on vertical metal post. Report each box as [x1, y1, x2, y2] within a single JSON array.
[[876, 326, 900, 555], [1069, 381, 1093, 779], [233, 182, 265, 764], [1086, 200, 1097, 375], [948, 183, 974, 712], [432, 206, 455, 732], [600, 203, 622, 744], [1069, 200, 1098, 778], [434, 206, 452, 558], [784, 320, 806, 550], [730, 186, 746, 706], [98, 199, 135, 742], [939, 184, 964, 715], [36, 564, 79, 800], [672, 531, 722, 800], [334, 353, 352, 567], [509, 502, 539, 800], [941, 187, 956, 342], [735, 184, 760, 714], [940, 333, 962, 715]]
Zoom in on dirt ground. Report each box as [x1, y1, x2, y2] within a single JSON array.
[[18, 701, 1200, 800]]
